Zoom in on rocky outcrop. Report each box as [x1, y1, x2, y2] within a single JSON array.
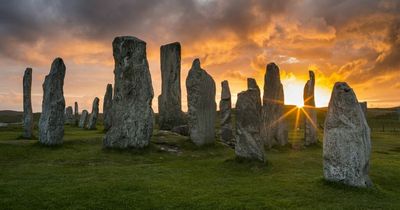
[[261, 63, 288, 148], [39, 58, 66, 145], [79, 110, 89, 128], [65, 106, 75, 125], [323, 82, 372, 187], [103, 36, 154, 149], [219, 80, 234, 146], [22, 68, 33, 139], [103, 84, 113, 131], [303, 71, 318, 146], [87, 97, 99, 130], [158, 42, 184, 130], [186, 59, 216, 146], [235, 87, 265, 162]]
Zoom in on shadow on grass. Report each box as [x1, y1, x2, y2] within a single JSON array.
[[319, 178, 378, 193]]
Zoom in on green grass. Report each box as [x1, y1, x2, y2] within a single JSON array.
[[0, 109, 400, 209]]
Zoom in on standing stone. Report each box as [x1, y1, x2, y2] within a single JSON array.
[[219, 80, 234, 146], [247, 78, 260, 95], [235, 87, 265, 162], [103, 84, 113, 131], [158, 42, 184, 130], [22, 68, 33, 139], [39, 58, 66, 145], [323, 82, 372, 187], [303, 71, 318, 146], [261, 63, 288, 148], [103, 36, 154, 149], [87, 97, 99, 130], [74, 102, 79, 126], [186, 59, 216, 146], [79, 110, 89, 128], [65, 106, 75, 125], [359, 102, 367, 118]]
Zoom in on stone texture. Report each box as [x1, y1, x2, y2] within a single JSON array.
[[65, 106, 75, 125], [103, 84, 113, 131], [171, 125, 189, 136], [23, 68, 33, 139], [186, 59, 216, 146], [87, 97, 99, 130], [359, 102, 367, 118], [158, 42, 184, 130], [74, 102, 79, 126], [303, 71, 318, 146], [39, 58, 66, 145], [247, 78, 260, 94], [235, 88, 265, 162], [323, 82, 372, 187], [79, 110, 89, 128], [261, 63, 288, 148], [219, 80, 234, 146], [103, 36, 154, 149]]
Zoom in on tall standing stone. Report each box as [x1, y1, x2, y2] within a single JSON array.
[[103, 84, 113, 131], [359, 102, 367, 118], [235, 87, 265, 162], [39, 58, 66, 145], [65, 106, 75, 125], [261, 63, 288, 148], [219, 80, 234, 146], [186, 59, 216, 146], [79, 110, 89, 128], [303, 71, 318, 146], [22, 68, 33, 139], [323, 82, 372, 187], [74, 102, 79, 126], [247, 78, 260, 95], [87, 97, 99, 130], [158, 42, 184, 130], [103, 36, 154, 149]]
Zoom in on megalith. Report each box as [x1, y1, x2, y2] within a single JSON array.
[[79, 110, 89, 128], [87, 97, 99, 130], [303, 71, 318, 146], [103, 84, 113, 131], [219, 80, 234, 146], [65, 106, 75, 125], [22, 68, 33, 139]]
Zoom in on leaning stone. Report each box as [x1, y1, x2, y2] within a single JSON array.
[[261, 63, 288, 148], [158, 42, 184, 130], [65, 106, 75, 125], [219, 80, 234, 146], [103, 36, 154, 149], [303, 71, 318, 146], [39, 58, 66, 145], [186, 59, 216, 146], [235, 88, 265, 162], [103, 84, 113, 131], [87, 97, 99, 130], [323, 82, 372, 187], [22, 68, 33, 139], [79, 110, 89, 128]]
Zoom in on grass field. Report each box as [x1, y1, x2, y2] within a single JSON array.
[[0, 108, 399, 209]]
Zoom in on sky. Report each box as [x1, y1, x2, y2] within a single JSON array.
[[0, 0, 399, 112]]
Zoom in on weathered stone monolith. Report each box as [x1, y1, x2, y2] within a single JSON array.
[[186, 59, 216, 146], [359, 102, 367, 118], [219, 80, 234, 146], [79, 110, 89, 128], [87, 97, 99, 130], [39, 58, 66, 145], [23, 68, 33, 139], [158, 42, 184, 130], [103, 84, 113, 131], [261, 63, 288, 148], [65, 106, 75, 125], [103, 36, 154, 149], [303, 71, 318, 146], [323, 82, 372, 187], [235, 87, 265, 162], [74, 102, 79, 125]]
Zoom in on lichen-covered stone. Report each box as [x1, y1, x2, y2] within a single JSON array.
[[79, 110, 89, 128], [87, 97, 99, 130], [39, 58, 66, 145], [186, 59, 216, 146], [23, 68, 33, 139], [359, 102, 367, 118], [219, 80, 234, 146], [323, 82, 372, 187], [158, 42, 184, 130], [65, 106, 75, 125], [103, 36, 154, 149], [261, 63, 288, 148], [103, 84, 113, 131], [303, 71, 317, 146]]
